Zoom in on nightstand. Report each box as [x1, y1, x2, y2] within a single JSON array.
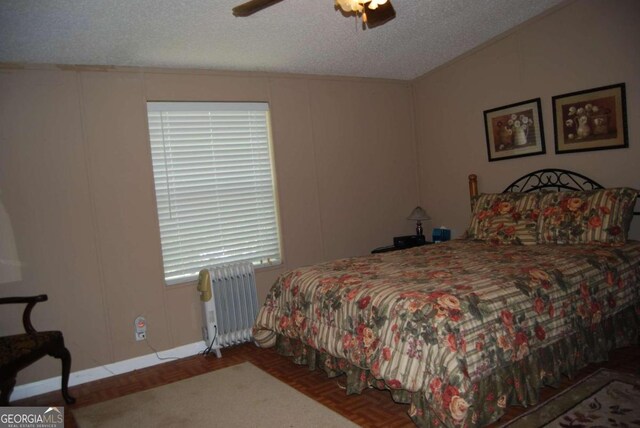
[[371, 241, 432, 254]]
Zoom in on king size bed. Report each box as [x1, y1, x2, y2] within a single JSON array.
[[253, 169, 640, 427]]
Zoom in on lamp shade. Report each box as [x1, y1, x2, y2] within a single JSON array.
[[407, 206, 430, 221], [0, 196, 21, 283]]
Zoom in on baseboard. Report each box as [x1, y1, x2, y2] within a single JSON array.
[[12, 340, 208, 402]]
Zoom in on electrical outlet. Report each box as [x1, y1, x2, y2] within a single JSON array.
[[135, 316, 147, 341]]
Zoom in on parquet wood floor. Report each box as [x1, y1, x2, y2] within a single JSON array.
[[12, 343, 640, 427]]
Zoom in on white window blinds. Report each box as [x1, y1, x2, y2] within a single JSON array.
[[147, 102, 281, 285]]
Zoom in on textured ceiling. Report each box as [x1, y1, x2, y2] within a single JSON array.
[[0, 0, 565, 80]]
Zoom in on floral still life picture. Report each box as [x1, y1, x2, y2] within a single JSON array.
[[553, 83, 628, 154], [483, 98, 545, 162]]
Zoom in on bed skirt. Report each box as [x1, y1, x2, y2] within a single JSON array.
[[270, 303, 640, 428]]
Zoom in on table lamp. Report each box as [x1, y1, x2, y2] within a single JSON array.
[[407, 206, 430, 238]]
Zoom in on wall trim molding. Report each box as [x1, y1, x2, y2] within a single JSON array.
[[12, 340, 207, 401]]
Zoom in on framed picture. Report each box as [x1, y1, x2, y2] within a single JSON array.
[[483, 98, 545, 162], [552, 83, 628, 154]]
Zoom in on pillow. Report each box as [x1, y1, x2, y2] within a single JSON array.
[[467, 192, 541, 245], [537, 187, 638, 245]]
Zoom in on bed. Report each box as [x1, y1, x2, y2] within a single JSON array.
[[253, 169, 640, 427]]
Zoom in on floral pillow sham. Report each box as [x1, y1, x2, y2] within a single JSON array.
[[537, 187, 638, 245], [467, 192, 541, 245]]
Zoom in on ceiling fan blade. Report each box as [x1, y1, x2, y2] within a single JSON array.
[[366, 1, 396, 28], [232, 0, 284, 17]]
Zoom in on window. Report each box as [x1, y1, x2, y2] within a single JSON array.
[[146, 102, 281, 285]]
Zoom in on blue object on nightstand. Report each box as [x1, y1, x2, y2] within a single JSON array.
[[432, 227, 451, 243]]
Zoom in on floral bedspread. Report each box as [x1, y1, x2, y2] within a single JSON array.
[[253, 240, 640, 427]]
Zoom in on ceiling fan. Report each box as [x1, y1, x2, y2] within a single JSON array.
[[232, 0, 396, 29]]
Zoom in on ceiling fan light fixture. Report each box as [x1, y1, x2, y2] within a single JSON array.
[[335, 0, 394, 28], [336, 0, 386, 13]]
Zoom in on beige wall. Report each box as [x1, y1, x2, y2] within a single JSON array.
[[0, 68, 418, 383], [413, 0, 640, 240]]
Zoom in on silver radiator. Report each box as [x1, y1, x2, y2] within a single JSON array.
[[197, 261, 259, 357]]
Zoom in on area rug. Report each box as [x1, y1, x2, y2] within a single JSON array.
[[502, 368, 640, 427], [73, 362, 358, 427]]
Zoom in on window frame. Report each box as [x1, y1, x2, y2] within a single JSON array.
[[146, 101, 283, 286]]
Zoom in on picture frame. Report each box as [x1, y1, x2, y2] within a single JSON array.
[[483, 98, 545, 162], [552, 83, 628, 154]]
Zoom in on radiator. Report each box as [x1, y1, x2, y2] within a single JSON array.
[[197, 261, 259, 358]]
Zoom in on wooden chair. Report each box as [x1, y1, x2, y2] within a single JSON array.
[[0, 294, 75, 405]]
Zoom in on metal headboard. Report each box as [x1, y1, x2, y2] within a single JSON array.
[[502, 168, 603, 193]]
